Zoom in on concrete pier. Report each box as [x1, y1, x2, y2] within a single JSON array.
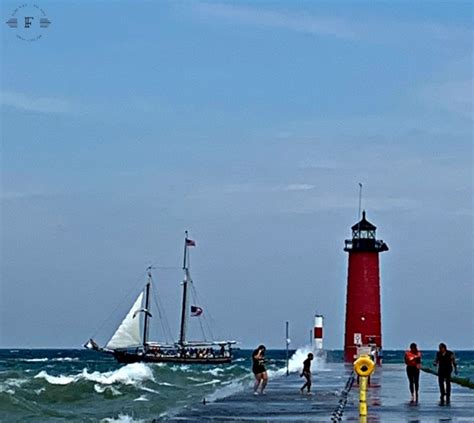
[[170, 364, 474, 422]]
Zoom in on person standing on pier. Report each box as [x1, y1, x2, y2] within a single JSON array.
[[300, 353, 314, 394], [434, 343, 458, 405], [404, 343, 422, 403], [252, 345, 268, 395]]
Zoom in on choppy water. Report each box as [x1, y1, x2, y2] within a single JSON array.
[[1, 348, 473, 422]]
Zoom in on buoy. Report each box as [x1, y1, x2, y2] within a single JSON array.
[[354, 355, 375, 377]]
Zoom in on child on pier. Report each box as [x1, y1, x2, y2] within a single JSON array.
[[300, 353, 314, 394]]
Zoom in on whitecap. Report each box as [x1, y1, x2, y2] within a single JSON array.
[[187, 376, 203, 382], [140, 386, 159, 394], [34, 363, 154, 387], [170, 364, 190, 372], [24, 358, 49, 362], [82, 363, 154, 385], [157, 381, 175, 387], [94, 384, 122, 396], [35, 370, 76, 385], [0, 378, 29, 394], [101, 415, 145, 423], [133, 395, 149, 401], [149, 362, 166, 367], [202, 368, 224, 376], [194, 379, 221, 386], [52, 357, 79, 362]]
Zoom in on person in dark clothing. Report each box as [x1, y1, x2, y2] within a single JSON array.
[[434, 343, 457, 405], [252, 345, 267, 395], [300, 353, 314, 394], [404, 343, 422, 403]]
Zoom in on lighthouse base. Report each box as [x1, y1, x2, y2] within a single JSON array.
[[345, 345, 381, 365]]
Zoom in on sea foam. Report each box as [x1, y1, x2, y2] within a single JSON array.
[[35, 363, 154, 386], [34, 371, 75, 385], [101, 415, 145, 423]]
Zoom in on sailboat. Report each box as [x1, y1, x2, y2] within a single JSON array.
[[85, 232, 235, 364]]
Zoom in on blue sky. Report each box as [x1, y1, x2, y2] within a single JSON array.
[[1, 1, 472, 350]]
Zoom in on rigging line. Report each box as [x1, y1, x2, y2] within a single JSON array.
[[190, 284, 209, 341], [148, 264, 182, 343], [190, 283, 215, 341], [191, 283, 215, 341], [149, 275, 174, 343], [148, 263, 181, 270], [89, 269, 148, 341], [152, 287, 174, 343], [198, 315, 208, 342], [190, 282, 216, 337]]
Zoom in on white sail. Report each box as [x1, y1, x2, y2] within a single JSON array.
[[106, 292, 144, 349]]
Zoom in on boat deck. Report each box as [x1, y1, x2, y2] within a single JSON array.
[[169, 363, 474, 422]]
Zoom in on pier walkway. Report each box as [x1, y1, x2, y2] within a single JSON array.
[[170, 363, 474, 422]]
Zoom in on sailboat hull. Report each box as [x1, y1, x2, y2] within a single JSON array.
[[113, 350, 232, 364]]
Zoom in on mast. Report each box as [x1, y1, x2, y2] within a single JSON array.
[[142, 267, 152, 349], [179, 231, 190, 346]]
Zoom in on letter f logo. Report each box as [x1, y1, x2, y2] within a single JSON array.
[[24, 16, 34, 28]]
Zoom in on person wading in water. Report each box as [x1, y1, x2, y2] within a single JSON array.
[[252, 345, 268, 395], [404, 343, 422, 403]]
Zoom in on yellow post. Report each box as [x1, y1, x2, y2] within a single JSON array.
[[353, 355, 375, 418], [359, 376, 368, 416]]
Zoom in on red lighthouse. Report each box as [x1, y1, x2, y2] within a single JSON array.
[[344, 211, 388, 363]]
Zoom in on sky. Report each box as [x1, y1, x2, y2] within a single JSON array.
[[1, 1, 473, 350]]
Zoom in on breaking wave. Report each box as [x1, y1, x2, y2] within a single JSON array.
[[35, 363, 154, 386]]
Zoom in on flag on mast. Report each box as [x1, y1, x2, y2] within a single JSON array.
[[190, 305, 203, 316], [186, 238, 196, 247]]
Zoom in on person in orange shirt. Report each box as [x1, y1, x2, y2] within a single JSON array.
[[405, 342, 422, 403]]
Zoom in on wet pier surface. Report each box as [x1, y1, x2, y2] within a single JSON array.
[[170, 363, 474, 422]]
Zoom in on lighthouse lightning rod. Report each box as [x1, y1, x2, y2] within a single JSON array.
[[358, 183, 363, 220]]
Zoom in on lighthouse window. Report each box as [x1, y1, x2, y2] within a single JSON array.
[[353, 230, 375, 239]]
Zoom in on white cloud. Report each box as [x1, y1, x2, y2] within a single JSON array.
[[1, 91, 75, 115], [299, 159, 338, 171], [277, 183, 315, 192], [418, 79, 473, 120], [199, 182, 316, 195], [191, 2, 472, 45], [193, 2, 357, 40]]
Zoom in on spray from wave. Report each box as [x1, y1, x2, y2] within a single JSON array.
[[267, 345, 327, 378]]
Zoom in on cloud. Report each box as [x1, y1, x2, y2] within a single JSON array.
[[281, 195, 424, 215], [201, 182, 316, 194], [299, 159, 338, 171], [193, 2, 357, 40], [190, 2, 472, 46], [418, 79, 473, 120], [276, 184, 315, 192], [1, 91, 75, 115]]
